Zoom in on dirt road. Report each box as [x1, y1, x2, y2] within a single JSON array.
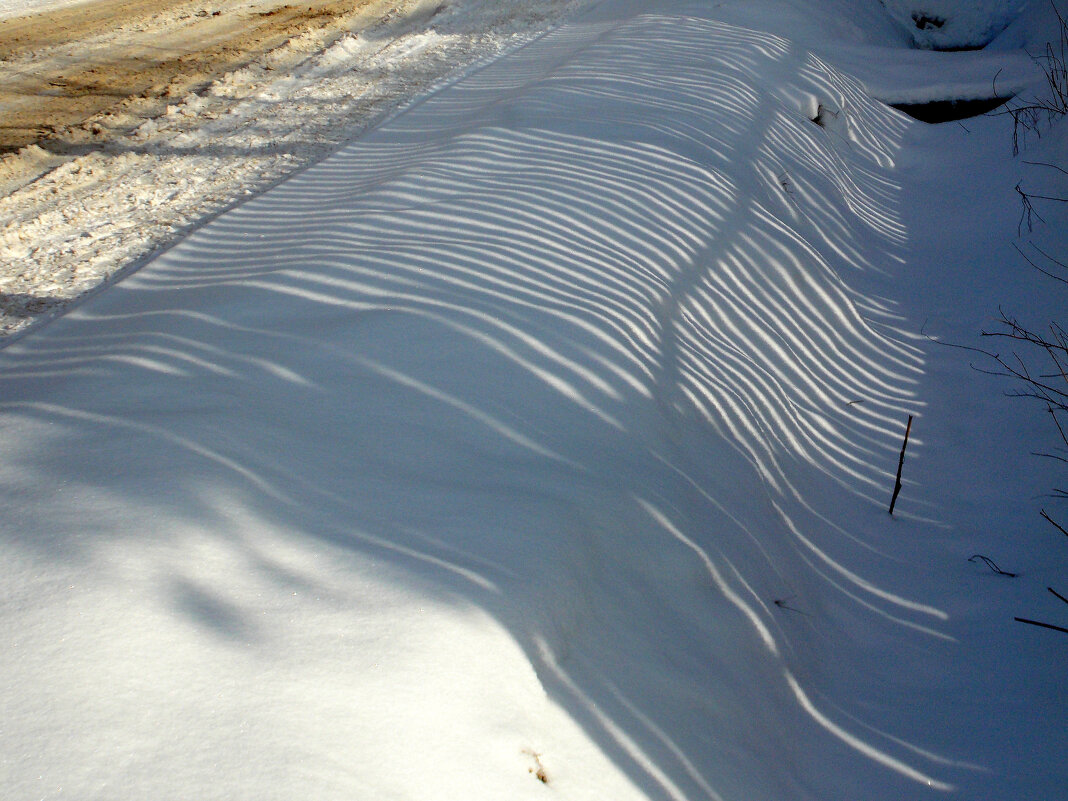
[[0, 0, 582, 338], [0, 0, 417, 153], [0, 0, 449, 334]]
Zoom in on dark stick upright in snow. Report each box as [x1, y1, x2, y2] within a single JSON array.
[[889, 414, 913, 515]]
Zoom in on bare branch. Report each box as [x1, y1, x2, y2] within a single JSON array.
[[1021, 189, 1068, 204], [1031, 242, 1068, 273], [1023, 159, 1068, 176], [1013, 243, 1068, 284], [1041, 509, 1068, 537], [1050, 586, 1068, 606], [1051, 404, 1068, 449], [968, 554, 1018, 577], [1017, 183, 1046, 234], [1015, 617, 1068, 634]]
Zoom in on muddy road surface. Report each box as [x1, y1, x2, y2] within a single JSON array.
[[0, 0, 418, 153]]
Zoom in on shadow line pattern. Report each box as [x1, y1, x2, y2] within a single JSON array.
[[0, 4, 969, 800]]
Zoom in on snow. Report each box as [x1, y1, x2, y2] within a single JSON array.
[[0, 0, 75, 18], [0, 0, 593, 335], [880, 0, 1032, 49], [2, 0, 1067, 800]]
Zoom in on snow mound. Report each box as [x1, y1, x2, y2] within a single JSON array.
[[880, 0, 1032, 48], [1, 1, 1066, 800]]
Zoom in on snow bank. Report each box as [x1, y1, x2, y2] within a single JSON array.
[[1, 0, 1066, 799], [989, 0, 1068, 50], [880, 0, 1032, 49]]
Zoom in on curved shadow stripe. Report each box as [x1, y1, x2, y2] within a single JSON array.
[[0, 4, 963, 800]]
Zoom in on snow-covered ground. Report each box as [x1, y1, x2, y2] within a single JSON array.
[[0, 0, 592, 335], [0, 0, 74, 17], [2, 0, 1066, 800], [880, 0, 1033, 48]]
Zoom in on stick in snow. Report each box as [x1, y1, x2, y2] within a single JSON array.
[[1014, 617, 1068, 635], [888, 414, 913, 516], [968, 554, 1017, 577]]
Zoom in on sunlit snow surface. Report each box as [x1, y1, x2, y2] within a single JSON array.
[[1, 1, 1066, 799]]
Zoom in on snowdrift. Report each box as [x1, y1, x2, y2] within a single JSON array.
[[1, 1, 1064, 799]]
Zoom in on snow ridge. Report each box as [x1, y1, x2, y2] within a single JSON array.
[[1, 1, 1066, 800]]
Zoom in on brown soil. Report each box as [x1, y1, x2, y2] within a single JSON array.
[[0, 0, 395, 153]]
